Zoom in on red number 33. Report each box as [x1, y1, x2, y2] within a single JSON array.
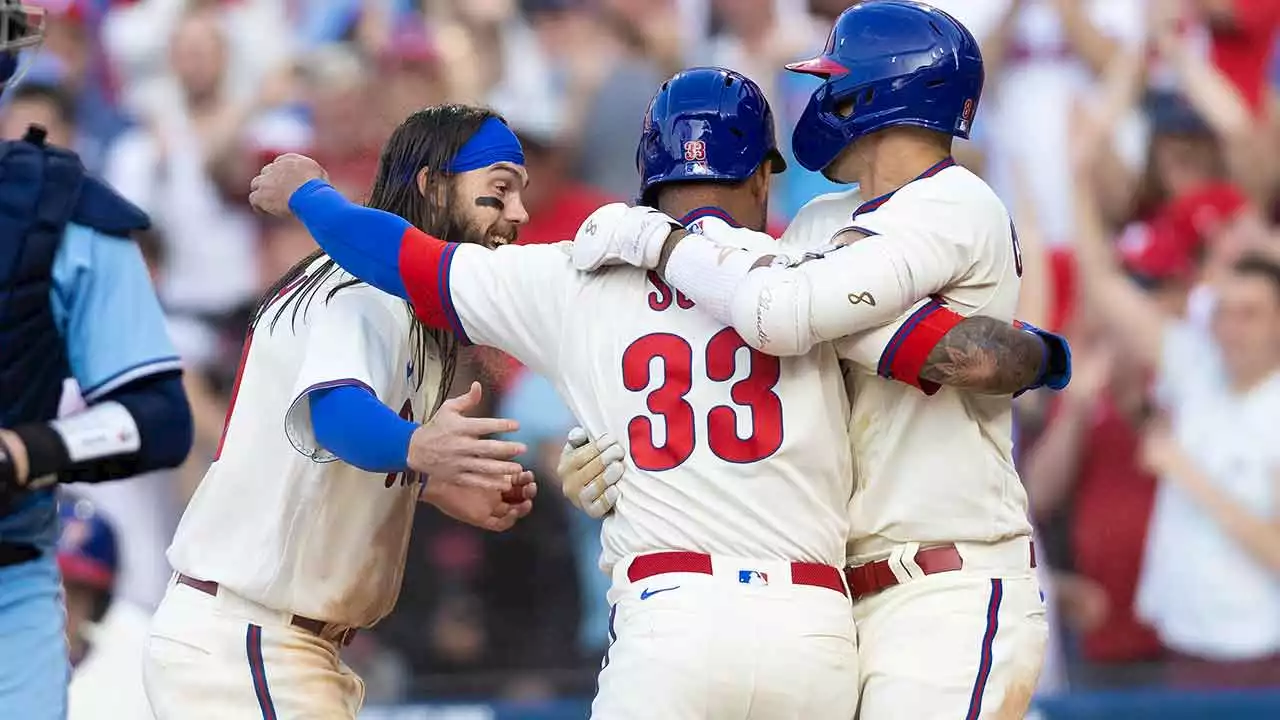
[[621, 329, 784, 471]]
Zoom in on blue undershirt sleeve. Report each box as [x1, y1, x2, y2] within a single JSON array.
[[308, 384, 417, 474], [288, 179, 411, 300]]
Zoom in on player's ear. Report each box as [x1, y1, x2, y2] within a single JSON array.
[[416, 166, 449, 206]]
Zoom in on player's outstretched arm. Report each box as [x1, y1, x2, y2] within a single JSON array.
[[255, 154, 576, 376], [570, 204, 960, 356], [250, 154, 412, 301], [309, 383, 526, 490]]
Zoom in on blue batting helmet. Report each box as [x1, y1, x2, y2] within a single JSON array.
[[0, 0, 44, 87], [57, 494, 118, 593], [636, 66, 786, 205], [786, 0, 984, 173]]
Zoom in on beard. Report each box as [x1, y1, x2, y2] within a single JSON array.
[[439, 191, 519, 249]]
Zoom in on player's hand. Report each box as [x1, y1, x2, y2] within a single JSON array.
[[422, 469, 536, 532], [572, 203, 680, 271], [407, 382, 526, 491], [249, 153, 329, 217], [557, 427, 623, 519]]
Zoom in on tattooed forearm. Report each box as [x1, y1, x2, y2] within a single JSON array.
[[919, 316, 1045, 394]]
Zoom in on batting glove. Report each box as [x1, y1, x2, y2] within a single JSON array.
[[1014, 321, 1073, 397], [557, 427, 624, 519], [572, 203, 681, 272]]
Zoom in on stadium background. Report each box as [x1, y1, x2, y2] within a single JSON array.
[[18, 0, 1280, 717]]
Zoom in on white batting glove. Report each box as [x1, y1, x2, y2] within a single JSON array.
[[572, 203, 681, 271], [557, 427, 624, 519]]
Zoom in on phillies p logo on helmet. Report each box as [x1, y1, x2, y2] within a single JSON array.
[[683, 140, 706, 162]]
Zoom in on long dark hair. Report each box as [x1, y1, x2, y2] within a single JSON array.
[[254, 104, 503, 410]]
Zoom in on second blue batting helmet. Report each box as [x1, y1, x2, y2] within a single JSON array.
[[786, 0, 984, 173], [57, 493, 118, 594], [637, 66, 786, 205]]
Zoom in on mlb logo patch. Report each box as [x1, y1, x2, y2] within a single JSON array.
[[957, 98, 975, 134], [738, 569, 769, 586], [683, 140, 707, 161]]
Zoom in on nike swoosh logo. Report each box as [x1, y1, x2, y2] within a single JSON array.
[[640, 585, 680, 600]]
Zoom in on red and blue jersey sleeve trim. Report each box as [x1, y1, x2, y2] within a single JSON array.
[[398, 228, 472, 345], [877, 297, 965, 395]]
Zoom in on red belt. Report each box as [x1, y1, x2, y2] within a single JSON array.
[[843, 543, 1037, 600], [627, 551, 849, 598], [176, 574, 358, 646]]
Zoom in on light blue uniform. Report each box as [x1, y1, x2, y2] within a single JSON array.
[[0, 223, 179, 720]]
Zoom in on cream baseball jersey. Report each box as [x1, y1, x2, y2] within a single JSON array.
[[416, 211, 862, 570], [166, 259, 440, 628], [776, 159, 1032, 561]]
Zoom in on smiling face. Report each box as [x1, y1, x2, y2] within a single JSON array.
[[419, 161, 530, 248]]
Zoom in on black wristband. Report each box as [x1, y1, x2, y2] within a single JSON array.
[[11, 422, 71, 481]]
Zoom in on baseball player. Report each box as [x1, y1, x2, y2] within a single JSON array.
[[569, 3, 1072, 718], [250, 71, 1056, 718], [58, 493, 154, 720], [143, 106, 537, 720], [0, 4, 194, 718]]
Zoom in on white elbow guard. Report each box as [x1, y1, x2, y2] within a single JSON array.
[[729, 265, 815, 356]]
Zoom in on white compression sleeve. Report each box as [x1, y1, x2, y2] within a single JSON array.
[[728, 233, 957, 356], [663, 234, 820, 356], [663, 233, 765, 325]]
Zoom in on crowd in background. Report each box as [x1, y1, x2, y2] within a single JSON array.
[[10, 0, 1280, 710]]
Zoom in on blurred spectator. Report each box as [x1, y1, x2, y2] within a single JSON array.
[[1073, 136, 1280, 683], [1130, 91, 1230, 223], [24, 0, 129, 170], [927, 0, 1150, 247], [59, 493, 153, 719], [1022, 324, 1166, 677], [1194, 0, 1280, 116], [707, 0, 838, 221], [379, 22, 451, 129], [0, 81, 76, 146], [300, 43, 382, 197], [104, 6, 267, 322], [571, 0, 688, 198], [102, 0, 293, 117], [1135, 255, 1280, 685]]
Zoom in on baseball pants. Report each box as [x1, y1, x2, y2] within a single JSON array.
[[144, 576, 365, 719], [592, 552, 860, 720], [0, 553, 70, 720], [851, 538, 1048, 720]]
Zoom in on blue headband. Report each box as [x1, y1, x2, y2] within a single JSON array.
[[449, 117, 526, 173]]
